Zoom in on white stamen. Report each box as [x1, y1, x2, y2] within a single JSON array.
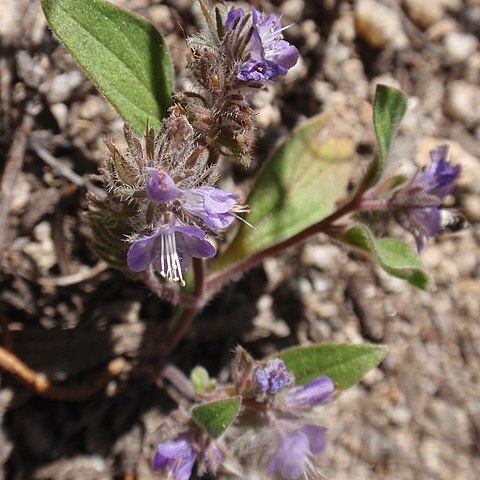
[[159, 232, 185, 287], [160, 236, 167, 278], [233, 213, 255, 230]]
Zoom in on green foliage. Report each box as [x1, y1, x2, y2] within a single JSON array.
[[192, 397, 242, 438], [365, 85, 408, 188], [212, 113, 355, 273], [342, 225, 434, 290], [278, 344, 388, 392], [42, 0, 173, 134], [191, 366, 216, 394]]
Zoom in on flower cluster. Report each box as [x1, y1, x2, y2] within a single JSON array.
[[151, 352, 334, 480], [259, 368, 334, 480], [255, 358, 294, 394], [127, 165, 243, 285], [89, 114, 247, 286], [360, 144, 462, 252], [225, 7, 299, 83], [229, 352, 334, 480], [179, 3, 299, 165], [390, 145, 461, 251], [88, 2, 299, 279]]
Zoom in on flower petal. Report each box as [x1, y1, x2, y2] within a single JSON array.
[[285, 375, 334, 409], [127, 229, 162, 272], [182, 187, 239, 230], [146, 167, 183, 203], [301, 424, 327, 454], [224, 8, 245, 30], [268, 429, 309, 479], [169, 224, 216, 271], [153, 438, 197, 480]]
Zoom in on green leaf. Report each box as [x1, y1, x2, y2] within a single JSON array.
[[42, 0, 173, 134], [192, 396, 242, 438], [278, 344, 388, 392], [342, 225, 434, 290], [212, 113, 355, 273], [366, 85, 408, 188], [190, 366, 216, 394]]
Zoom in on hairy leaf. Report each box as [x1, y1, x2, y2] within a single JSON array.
[[342, 225, 434, 290], [192, 397, 242, 438], [365, 85, 408, 188], [212, 113, 355, 273], [278, 344, 388, 392], [42, 0, 173, 133]]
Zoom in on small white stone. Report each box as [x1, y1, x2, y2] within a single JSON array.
[[444, 32, 478, 65], [24, 221, 57, 274], [444, 81, 480, 128], [302, 244, 342, 270], [50, 103, 69, 130], [47, 71, 84, 104], [355, 0, 408, 49], [403, 0, 445, 29]]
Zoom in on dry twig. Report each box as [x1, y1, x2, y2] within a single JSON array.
[[0, 345, 128, 401]]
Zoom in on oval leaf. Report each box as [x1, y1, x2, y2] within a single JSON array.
[[278, 344, 388, 391], [365, 85, 408, 188], [212, 113, 355, 273], [42, 0, 173, 133], [342, 225, 434, 290], [192, 396, 241, 439]]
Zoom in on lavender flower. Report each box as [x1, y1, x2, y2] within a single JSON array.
[[127, 166, 245, 282], [153, 437, 197, 480], [255, 359, 294, 394], [127, 221, 215, 285], [284, 375, 334, 409], [391, 145, 461, 251], [226, 7, 299, 83], [146, 167, 241, 230], [268, 423, 327, 480]]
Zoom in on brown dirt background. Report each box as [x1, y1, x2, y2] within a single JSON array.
[[0, 0, 479, 479]]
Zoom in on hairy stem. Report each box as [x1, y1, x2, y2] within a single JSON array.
[[205, 195, 362, 295], [142, 267, 199, 308], [158, 257, 206, 361]]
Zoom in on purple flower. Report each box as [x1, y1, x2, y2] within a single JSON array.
[[127, 221, 215, 284], [415, 145, 460, 198], [153, 437, 197, 480], [391, 145, 461, 251], [146, 168, 240, 231], [146, 168, 183, 203], [284, 375, 334, 409], [224, 8, 245, 30], [255, 359, 294, 394], [268, 424, 327, 479], [127, 168, 247, 281], [226, 7, 299, 83], [181, 187, 239, 230]]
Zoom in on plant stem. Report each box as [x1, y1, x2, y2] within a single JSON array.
[[205, 195, 362, 295], [142, 268, 199, 308], [358, 198, 389, 210], [158, 258, 206, 361]]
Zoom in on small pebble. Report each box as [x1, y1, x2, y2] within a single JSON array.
[[444, 32, 478, 65], [355, 0, 408, 49], [403, 0, 445, 30], [444, 81, 480, 128]]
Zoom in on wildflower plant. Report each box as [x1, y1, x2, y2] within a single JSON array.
[[41, 0, 466, 478]]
